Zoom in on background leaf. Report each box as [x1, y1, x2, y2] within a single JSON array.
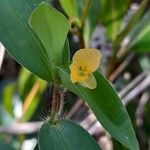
[[59, 0, 78, 19], [78, 0, 101, 44], [29, 2, 70, 68], [59, 0, 101, 41], [87, 0, 101, 35], [18, 68, 47, 122], [58, 66, 139, 150], [0, 0, 52, 81], [39, 119, 101, 150], [2, 82, 16, 116], [100, 0, 131, 41], [127, 10, 150, 53], [21, 79, 46, 122], [114, 0, 148, 49]]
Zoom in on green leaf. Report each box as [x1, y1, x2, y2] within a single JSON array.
[[114, 0, 148, 49], [0, 105, 14, 125], [59, 0, 78, 19], [21, 79, 46, 122], [0, 0, 52, 81], [2, 83, 16, 116], [127, 10, 150, 53], [39, 119, 101, 150], [57, 66, 139, 150], [18, 68, 47, 121], [80, 0, 101, 44], [18, 68, 36, 100], [29, 2, 70, 68], [60, 0, 101, 39], [87, 0, 101, 35], [62, 39, 70, 65], [100, 0, 130, 41]]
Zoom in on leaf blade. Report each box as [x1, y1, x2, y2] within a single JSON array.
[[59, 0, 78, 19], [58, 66, 139, 150], [0, 0, 52, 81], [100, 0, 131, 41], [39, 119, 101, 150], [114, 0, 148, 49], [29, 2, 70, 67], [127, 10, 150, 53], [62, 39, 70, 65]]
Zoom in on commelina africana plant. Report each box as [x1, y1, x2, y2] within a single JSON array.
[[69, 48, 101, 89]]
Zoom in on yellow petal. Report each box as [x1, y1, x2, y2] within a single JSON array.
[[72, 48, 101, 73], [79, 74, 97, 89], [69, 63, 88, 83]]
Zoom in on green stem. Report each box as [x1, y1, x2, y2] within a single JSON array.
[[70, 0, 92, 48], [79, 0, 92, 48], [81, 0, 92, 27]]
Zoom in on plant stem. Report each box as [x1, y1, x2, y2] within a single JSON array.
[[81, 0, 92, 27], [79, 28, 85, 48], [78, 0, 92, 48], [49, 84, 61, 124]]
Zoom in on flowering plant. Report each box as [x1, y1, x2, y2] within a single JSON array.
[[2, 0, 149, 149]]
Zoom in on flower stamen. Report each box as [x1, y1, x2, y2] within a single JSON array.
[[78, 66, 87, 76]]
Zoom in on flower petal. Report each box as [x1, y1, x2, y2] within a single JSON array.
[[69, 63, 88, 83], [79, 74, 97, 89], [73, 48, 101, 73]]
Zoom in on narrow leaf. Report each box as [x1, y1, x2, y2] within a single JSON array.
[[114, 0, 148, 48], [127, 10, 150, 53], [3, 83, 16, 116], [18, 68, 47, 121], [57, 66, 139, 150]]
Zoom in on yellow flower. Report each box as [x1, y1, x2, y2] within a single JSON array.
[[69, 48, 101, 89]]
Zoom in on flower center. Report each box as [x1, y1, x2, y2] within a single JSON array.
[[78, 66, 88, 76]]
